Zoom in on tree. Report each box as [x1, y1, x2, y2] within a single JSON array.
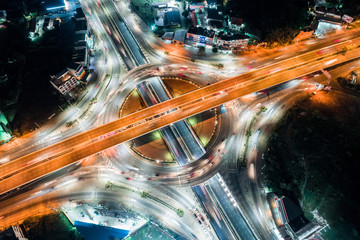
[[176, 209, 184, 217], [198, 46, 206, 53]]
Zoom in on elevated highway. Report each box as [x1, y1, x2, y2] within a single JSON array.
[[1, 31, 360, 195]]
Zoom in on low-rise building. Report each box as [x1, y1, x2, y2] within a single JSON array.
[[29, 18, 37, 33], [206, 0, 217, 8], [216, 33, 249, 50], [67, 63, 86, 80], [75, 7, 86, 20], [50, 69, 78, 95], [229, 17, 243, 32], [75, 19, 88, 34], [165, 8, 181, 27], [74, 41, 87, 50], [207, 8, 223, 29], [186, 26, 215, 46], [190, 11, 199, 26], [43, 17, 51, 31], [189, 4, 204, 12], [162, 32, 174, 41], [73, 47, 89, 67], [173, 30, 187, 45], [74, 32, 87, 43]]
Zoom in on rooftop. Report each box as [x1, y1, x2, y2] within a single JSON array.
[[174, 30, 187, 43], [75, 19, 88, 32], [75, 7, 85, 19], [188, 26, 215, 38], [74, 32, 86, 42], [165, 9, 180, 26], [231, 17, 243, 26], [208, 8, 223, 21], [52, 69, 73, 86], [217, 32, 247, 41], [206, 0, 217, 6], [73, 48, 87, 63]]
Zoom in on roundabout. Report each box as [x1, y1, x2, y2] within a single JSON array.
[[119, 77, 219, 165]]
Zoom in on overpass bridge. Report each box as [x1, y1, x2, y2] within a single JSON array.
[[1, 33, 360, 195]]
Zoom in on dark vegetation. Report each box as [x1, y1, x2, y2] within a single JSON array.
[[343, 0, 360, 18], [0, 0, 74, 136], [130, 0, 155, 25], [23, 212, 83, 240], [264, 94, 360, 239], [225, 0, 311, 45]]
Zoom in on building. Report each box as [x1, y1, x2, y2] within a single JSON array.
[[314, 19, 342, 36], [0, 10, 7, 23], [207, 8, 223, 29], [67, 63, 86, 80], [165, 8, 180, 27], [162, 32, 174, 41], [74, 41, 87, 50], [75, 19, 88, 34], [29, 18, 37, 33], [189, 4, 205, 12], [206, 0, 217, 8], [50, 69, 78, 95], [75, 7, 86, 20], [173, 30, 187, 45], [275, 196, 323, 240], [43, 17, 50, 31], [190, 11, 199, 26], [216, 33, 249, 50], [186, 26, 215, 46], [229, 17, 243, 32], [73, 47, 89, 67], [74, 32, 87, 43]]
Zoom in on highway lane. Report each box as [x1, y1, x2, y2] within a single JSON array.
[[148, 77, 206, 160], [2, 30, 359, 174], [0, 1, 124, 173], [207, 175, 256, 240], [0, 75, 310, 234], [2, 55, 358, 237], [0, 166, 211, 239], [1, 41, 360, 195], [224, 82, 320, 240], [136, 81, 189, 164], [2, 6, 360, 193]]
